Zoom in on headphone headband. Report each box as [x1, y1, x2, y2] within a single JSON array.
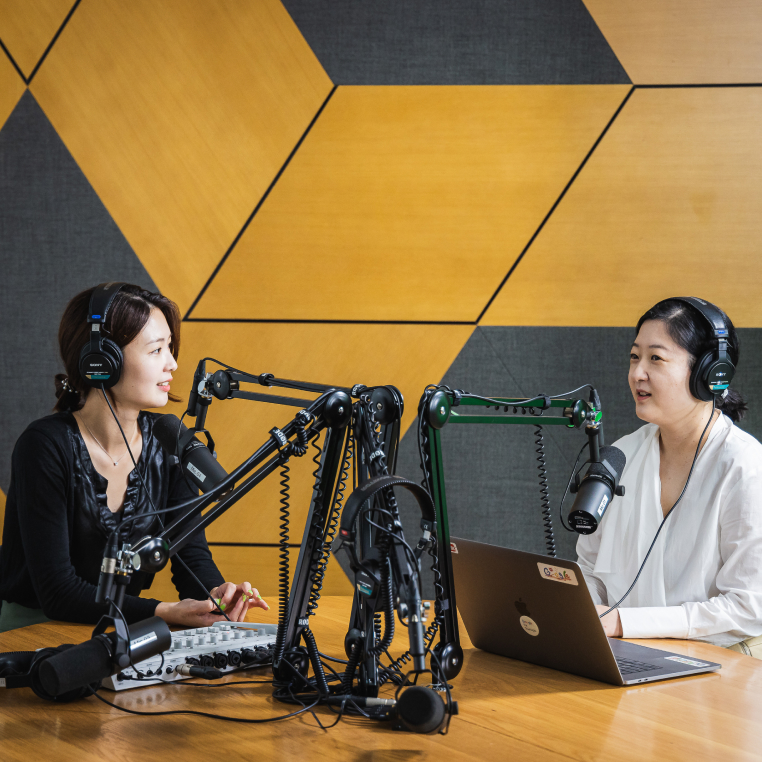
[[88, 282, 127, 327], [671, 296, 730, 343]]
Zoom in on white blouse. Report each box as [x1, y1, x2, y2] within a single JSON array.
[[576, 413, 762, 647]]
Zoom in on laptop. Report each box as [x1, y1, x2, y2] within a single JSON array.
[[450, 537, 721, 685]]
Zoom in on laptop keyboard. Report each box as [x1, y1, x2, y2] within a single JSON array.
[[616, 657, 657, 675]]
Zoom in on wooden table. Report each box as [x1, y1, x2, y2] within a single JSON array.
[[1, 596, 760, 761]]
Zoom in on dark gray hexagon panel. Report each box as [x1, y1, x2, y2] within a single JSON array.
[[283, 0, 630, 85], [0, 91, 157, 491]]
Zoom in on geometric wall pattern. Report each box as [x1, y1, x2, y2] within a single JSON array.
[[2, 1, 762, 595]]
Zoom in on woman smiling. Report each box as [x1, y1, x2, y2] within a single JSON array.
[[577, 298, 762, 656], [0, 283, 267, 633]]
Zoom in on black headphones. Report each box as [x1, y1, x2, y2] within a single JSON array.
[[78, 282, 127, 389], [671, 297, 736, 401]]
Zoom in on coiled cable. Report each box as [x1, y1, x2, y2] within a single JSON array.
[[534, 424, 556, 557]]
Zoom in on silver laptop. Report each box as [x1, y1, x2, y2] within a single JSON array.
[[451, 537, 721, 685]]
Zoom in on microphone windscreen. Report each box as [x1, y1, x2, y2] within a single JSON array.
[[38, 637, 113, 697], [397, 685, 446, 734], [588, 445, 626, 480], [152, 414, 184, 456]]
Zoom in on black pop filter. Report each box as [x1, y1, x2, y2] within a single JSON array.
[[397, 686, 447, 734], [38, 637, 113, 698]]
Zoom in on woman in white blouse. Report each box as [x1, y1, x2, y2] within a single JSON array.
[[577, 297, 762, 654]]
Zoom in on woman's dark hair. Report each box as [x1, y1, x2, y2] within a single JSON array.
[[54, 284, 182, 412], [636, 298, 747, 422]]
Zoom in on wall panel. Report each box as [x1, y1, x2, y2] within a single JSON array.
[[584, 0, 762, 84], [31, 0, 332, 314], [0, 0, 74, 78], [483, 87, 762, 327], [195, 85, 629, 322], [0, 51, 24, 130]]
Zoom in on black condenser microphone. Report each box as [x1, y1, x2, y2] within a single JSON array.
[[152, 414, 228, 493], [567, 445, 626, 535]]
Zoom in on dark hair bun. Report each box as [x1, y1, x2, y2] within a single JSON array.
[[719, 388, 748, 422], [54, 373, 82, 412]]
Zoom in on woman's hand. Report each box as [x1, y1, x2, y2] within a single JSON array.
[[595, 604, 623, 637], [210, 582, 269, 623], [155, 598, 230, 628]]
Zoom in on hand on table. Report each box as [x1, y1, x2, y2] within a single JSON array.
[[595, 604, 622, 637], [210, 581, 269, 622], [155, 582, 268, 627]]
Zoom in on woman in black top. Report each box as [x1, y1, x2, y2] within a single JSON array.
[[0, 283, 268, 630]]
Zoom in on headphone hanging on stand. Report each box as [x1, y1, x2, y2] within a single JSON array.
[[670, 297, 735, 401], [78, 282, 127, 389]]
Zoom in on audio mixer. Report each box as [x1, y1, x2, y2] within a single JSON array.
[[102, 621, 277, 691]]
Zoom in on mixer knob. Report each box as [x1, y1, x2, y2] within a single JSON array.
[[210, 634, 218, 645], [222, 633, 230, 641], [233, 631, 242, 640]]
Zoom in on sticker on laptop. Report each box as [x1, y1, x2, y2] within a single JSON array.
[[519, 616, 540, 636], [537, 562, 579, 586], [664, 656, 709, 667], [450, 542, 458, 554]]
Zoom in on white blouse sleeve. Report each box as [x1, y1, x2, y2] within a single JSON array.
[[576, 530, 608, 606], [619, 474, 762, 642]]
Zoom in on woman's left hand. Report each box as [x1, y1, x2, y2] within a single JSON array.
[[595, 604, 623, 637], [210, 582, 269, 622]]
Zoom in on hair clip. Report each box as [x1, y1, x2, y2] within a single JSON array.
[[61, 377, 74, 393]]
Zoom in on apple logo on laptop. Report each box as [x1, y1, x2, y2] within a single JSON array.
[[515, 598, 539, 636]]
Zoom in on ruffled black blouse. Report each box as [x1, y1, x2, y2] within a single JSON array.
[[0, 411, 224, 624]]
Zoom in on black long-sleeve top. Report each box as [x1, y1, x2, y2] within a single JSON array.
[[0, 411, 224, 624]]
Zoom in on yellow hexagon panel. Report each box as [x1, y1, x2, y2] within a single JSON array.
[[30, 0, 332, 315], [482, 87, 762, 328], [0, 0, 74, 79], [584, 0, 762, 84], [144, 546, 351, 601], [167, 321, 473, 543], [0, 52, 25, 131], [194, 85, 631, 322]]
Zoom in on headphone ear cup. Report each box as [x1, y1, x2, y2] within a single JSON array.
[[79, 338, 123, 389], [689, 352, 714, 402]]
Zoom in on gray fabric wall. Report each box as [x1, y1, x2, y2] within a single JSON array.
[[0, 91, 156, 491], [391, 326, 762, 596], [283, 0, 630, 84]]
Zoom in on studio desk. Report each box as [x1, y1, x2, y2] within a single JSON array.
[[1, 596, 760, 761]]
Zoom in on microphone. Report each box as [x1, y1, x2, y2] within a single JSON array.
[[95, 530, 119, 605], [37, 616, 171, 698], [152, 414, 228, 493], [567, 445, 626, 535]]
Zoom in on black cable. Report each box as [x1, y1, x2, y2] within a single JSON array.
[[534, 424, 556, 557], [599, 400, 718, 619], [88, 687, 320, 723], [558, 441, 591, 532]]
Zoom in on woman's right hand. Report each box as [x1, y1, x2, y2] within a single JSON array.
[[154, 599, 229, 628]]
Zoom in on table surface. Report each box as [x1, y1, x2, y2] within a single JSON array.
[[1, 596, 760, 761]]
